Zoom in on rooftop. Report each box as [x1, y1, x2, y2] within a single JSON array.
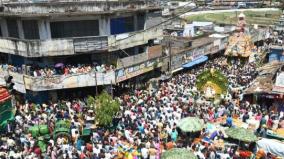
[[172, 36, 217, 55], [0, 0, 160, 17], [244, 75, 274, 94], [245, 61, 284, 94]]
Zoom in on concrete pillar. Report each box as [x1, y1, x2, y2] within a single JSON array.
[[133, 14, 138, 31], [49, 91, 58, 103], [17, 20, 25, 39], [38, 20, 51, 40], [134, 46, 139, 55], [0, 19, 9, 37], [99, 16, 110, 36], [143, 12, 147, 30], [7, 54, 12, 64]]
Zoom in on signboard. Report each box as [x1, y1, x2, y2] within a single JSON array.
[[24, 71, 115, 91], [192, 47, 205, 59], [116, 59, 162, 83], [172, 42, 221, 71]]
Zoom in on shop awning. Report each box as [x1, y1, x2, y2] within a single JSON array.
[[182, 55, 208, 68], [171, 67, 183, 73]]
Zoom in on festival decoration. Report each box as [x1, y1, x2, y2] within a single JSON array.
[[225, 12, 255, 57], [196, 69, 228, 96]]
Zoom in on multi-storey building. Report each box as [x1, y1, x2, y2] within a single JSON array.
[[268, 11, 284, 63], [274, 11, 284, 33], [0, 0, 163, 102]]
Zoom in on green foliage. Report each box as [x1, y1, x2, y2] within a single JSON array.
[[95, 91, 120, 127], [86, 95, 95, 108], [196, 70, 228, 94], [186, 10, 282, 26]]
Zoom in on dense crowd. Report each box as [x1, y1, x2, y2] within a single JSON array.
[[0, 63, 115, 77], [0, 56, 283, 159]]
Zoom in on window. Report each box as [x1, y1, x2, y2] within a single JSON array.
[[110, 16, 134, 35], [7, 19, 19, 38], [137, 13, 145, 30], [50, 20, 99, 38], [22, 20, 39, 39]]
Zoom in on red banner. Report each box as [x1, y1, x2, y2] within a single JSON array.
[[0, 87, 10, 103]]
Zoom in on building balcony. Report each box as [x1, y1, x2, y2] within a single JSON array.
[[115, 45, 163, 82], [0, 70, 115, 92], [0, 36, 107, 57], [108, 27, 163, 51], [0, 38, 68, 57], [117, 52, 149, 69], [116, 57, 163, 83], [0, 28, 162, 57]]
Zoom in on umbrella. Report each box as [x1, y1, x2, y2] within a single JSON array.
[[55, 63, 64, 68], [161, 148, 197, 159], [225, 127, 258, 142], [177, 117, 204, 132]]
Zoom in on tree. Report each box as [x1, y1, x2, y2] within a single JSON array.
[[95, 91, 120, 127]]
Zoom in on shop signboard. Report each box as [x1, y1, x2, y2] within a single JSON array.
[[116, 59, 162, 83], [192, 47, 205, 59], [24, 71, 115, 91]]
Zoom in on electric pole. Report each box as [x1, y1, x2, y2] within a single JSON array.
[[166, 36, 173, 74]]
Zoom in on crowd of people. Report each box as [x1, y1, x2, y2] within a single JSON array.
[[0, 63, 115, 78], [0, 56, 283, 159]]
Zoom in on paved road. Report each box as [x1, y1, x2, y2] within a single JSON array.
[[181, 8, 280, 17]]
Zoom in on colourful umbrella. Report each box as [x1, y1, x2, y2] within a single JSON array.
[[161, 148, 197, 159], [55, 63, 64, 68], [225, 127, 258, 142], [177, 117, 204, 132]]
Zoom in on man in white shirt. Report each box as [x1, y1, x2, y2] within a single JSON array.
[[141, 147, 149, 159]]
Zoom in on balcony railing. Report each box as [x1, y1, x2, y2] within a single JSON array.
[[0, 36, 109, 57], [0, 70, 115, 92], [73, 36, 108, 53], [108, 27, 163, 51], [117, 52, 148, 68], [0, 28, 162, 57], [116, 57, 163, 83], [0, 38, 74, 57]]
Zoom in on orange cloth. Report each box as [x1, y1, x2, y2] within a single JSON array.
[[166, 141, 174, 150]]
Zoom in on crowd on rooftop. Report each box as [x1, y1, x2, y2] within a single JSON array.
[[0, 56, 283, 159]]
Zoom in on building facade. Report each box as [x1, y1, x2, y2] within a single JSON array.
[[268, 11, 284, 63], [0, 0, 163, 102]]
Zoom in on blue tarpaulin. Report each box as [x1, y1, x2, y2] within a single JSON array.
[[182, 55, 208, 68]]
